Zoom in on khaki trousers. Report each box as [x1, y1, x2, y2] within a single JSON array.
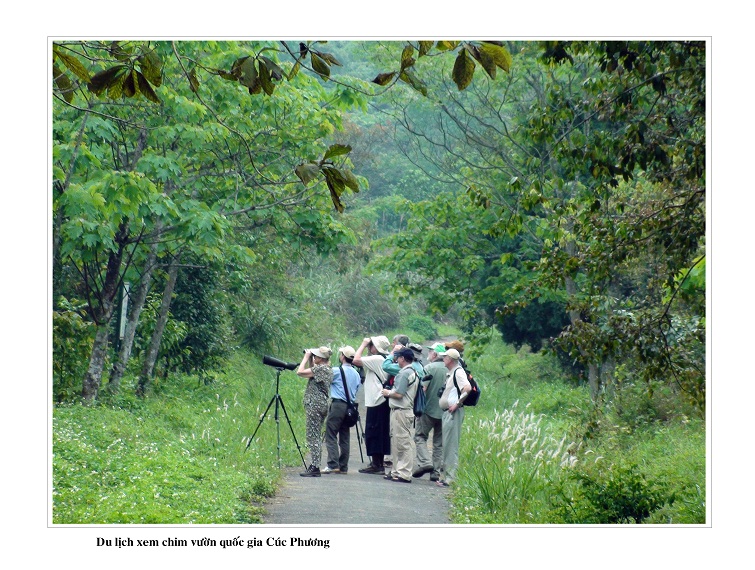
[[388, 408, 415, 480]]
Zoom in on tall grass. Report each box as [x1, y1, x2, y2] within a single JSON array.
[[455, 402, 580, 523], [446, 332, 706, 524], [52, 351, 306, 524]]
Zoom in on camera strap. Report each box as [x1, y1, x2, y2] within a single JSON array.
[[339, 365, 353, 404]]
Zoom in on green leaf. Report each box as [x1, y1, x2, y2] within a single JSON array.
[[53, 45, 91, 84], [338, 168, 360, 191], [260, 56, 284, 80], [138, 49, 163, 86], [53, 63, 74, 103], [399, 69, 428, 96], [372, 71, 397, 86], [88, 65, 128, 96], [452, 49, 475, 91], [258, 60, 275, 95], [323, 169, 346, 213], [295, 163, 320, 185], [401, 45, 415, 69], [480, 42, 512, 73], [234, 56, 258, 90], [418, 41, 434, 57], [435, 40, 460, 52], [317, 52, 343, 67], [188, 68, 200, 93], [322, 144, 352, 161], [136, 70, 161, 103], [310, 53, 331, 79]]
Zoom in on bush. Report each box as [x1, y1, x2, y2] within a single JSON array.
[[551, 463, 675, 524], [403, 314, 438, 342], [52, 297, 94, 403]]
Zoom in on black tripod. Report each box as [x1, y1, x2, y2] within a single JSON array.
[[245, 364, 307, 470]]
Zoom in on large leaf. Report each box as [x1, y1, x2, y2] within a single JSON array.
[[323, 167, 346, 212], [258, 60, 275, 95], [452, 49, 475, 90], [401, 45, 415, 70], [53, 63, 74, 103], [260, 56, 284, 80], [372, 71, 397, 86], [435, 40, 460, 51], [317, 52, 343, 67], [138, 49, 163, 87], [295, 163, 320, 185], [480, 42, 512, 73], [418, 41, 434, 57], [399, 68, 428, 96], [53, 45, 91, 84], [136, 70, 161, 103], [322, 144, 352, 161], [310, 53, 331, 79], [234, 56, 258, 90], [88, 65, 128, 96]]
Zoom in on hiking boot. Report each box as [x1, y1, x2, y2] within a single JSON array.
[[412, 466, 433, 478], [321, 466, 340, 474], [300, 465, 321, 477], [358, 464, 383, 474], [429, 471, 440, 482]]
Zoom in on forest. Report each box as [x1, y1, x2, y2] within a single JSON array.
[[51, 39, 706, 525]]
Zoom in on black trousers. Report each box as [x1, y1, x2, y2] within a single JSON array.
[[364, 399, 391, 458]]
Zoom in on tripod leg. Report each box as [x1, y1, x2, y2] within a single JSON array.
[[244, 394, 278, 452], [355, 419, 364, 463], [276, 394, 308, 469]]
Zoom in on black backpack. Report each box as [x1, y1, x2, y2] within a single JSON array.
[[412, 371, 426, 417], [453, 366, 481, 407]]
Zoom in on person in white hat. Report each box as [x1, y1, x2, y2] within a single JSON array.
[[412, 342, 447, 481], [437, 348, 471, 487], [353, 335, 392, 474], [321, 346, 361, 474], [296, 346, 333, 477]]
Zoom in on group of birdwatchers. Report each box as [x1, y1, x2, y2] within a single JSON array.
[[296, 334, 472, 486]]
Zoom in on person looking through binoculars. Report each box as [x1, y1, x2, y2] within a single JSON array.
[[297, 346, 333, 477]]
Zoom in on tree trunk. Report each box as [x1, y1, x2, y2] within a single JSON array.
[[136, 253, 181, 397], [106, 244, 158, 394], [564, 272, 602, 402], [81, 320, 114, 402], [80, 222, 129, 403]]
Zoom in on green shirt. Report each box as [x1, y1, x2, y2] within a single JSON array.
[[422, 360, 447, 419]]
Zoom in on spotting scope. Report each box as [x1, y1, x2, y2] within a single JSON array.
[[262, 355, 298, 371]]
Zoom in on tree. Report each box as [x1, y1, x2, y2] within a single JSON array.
[[53, 41, 362, 402], [371, 41, 705, 409]]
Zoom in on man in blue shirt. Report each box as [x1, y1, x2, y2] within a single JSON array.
[[322, 346, 362, 474]]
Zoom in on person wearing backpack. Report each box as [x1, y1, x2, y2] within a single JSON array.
[[437, 348, 471, 487], [380, 347, 419, 483], [412, 343, 447, 482]]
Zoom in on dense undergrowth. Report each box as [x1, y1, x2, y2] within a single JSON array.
[[52, 331, 706, 524]]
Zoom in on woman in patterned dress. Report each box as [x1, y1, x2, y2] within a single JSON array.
[[296, 346, 333, 477]]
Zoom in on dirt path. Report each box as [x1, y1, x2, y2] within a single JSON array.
[[263, 341, 454, 524]]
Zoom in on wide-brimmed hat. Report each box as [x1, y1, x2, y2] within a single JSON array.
[[427, 342, 447, 354], [444, 340, 464, 353], [444, 348, 461, 360], [339, 345, 356, 359], [310, 346, 333, 359], [370, 336, 391, 355], [408, 342, 424, 354]]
